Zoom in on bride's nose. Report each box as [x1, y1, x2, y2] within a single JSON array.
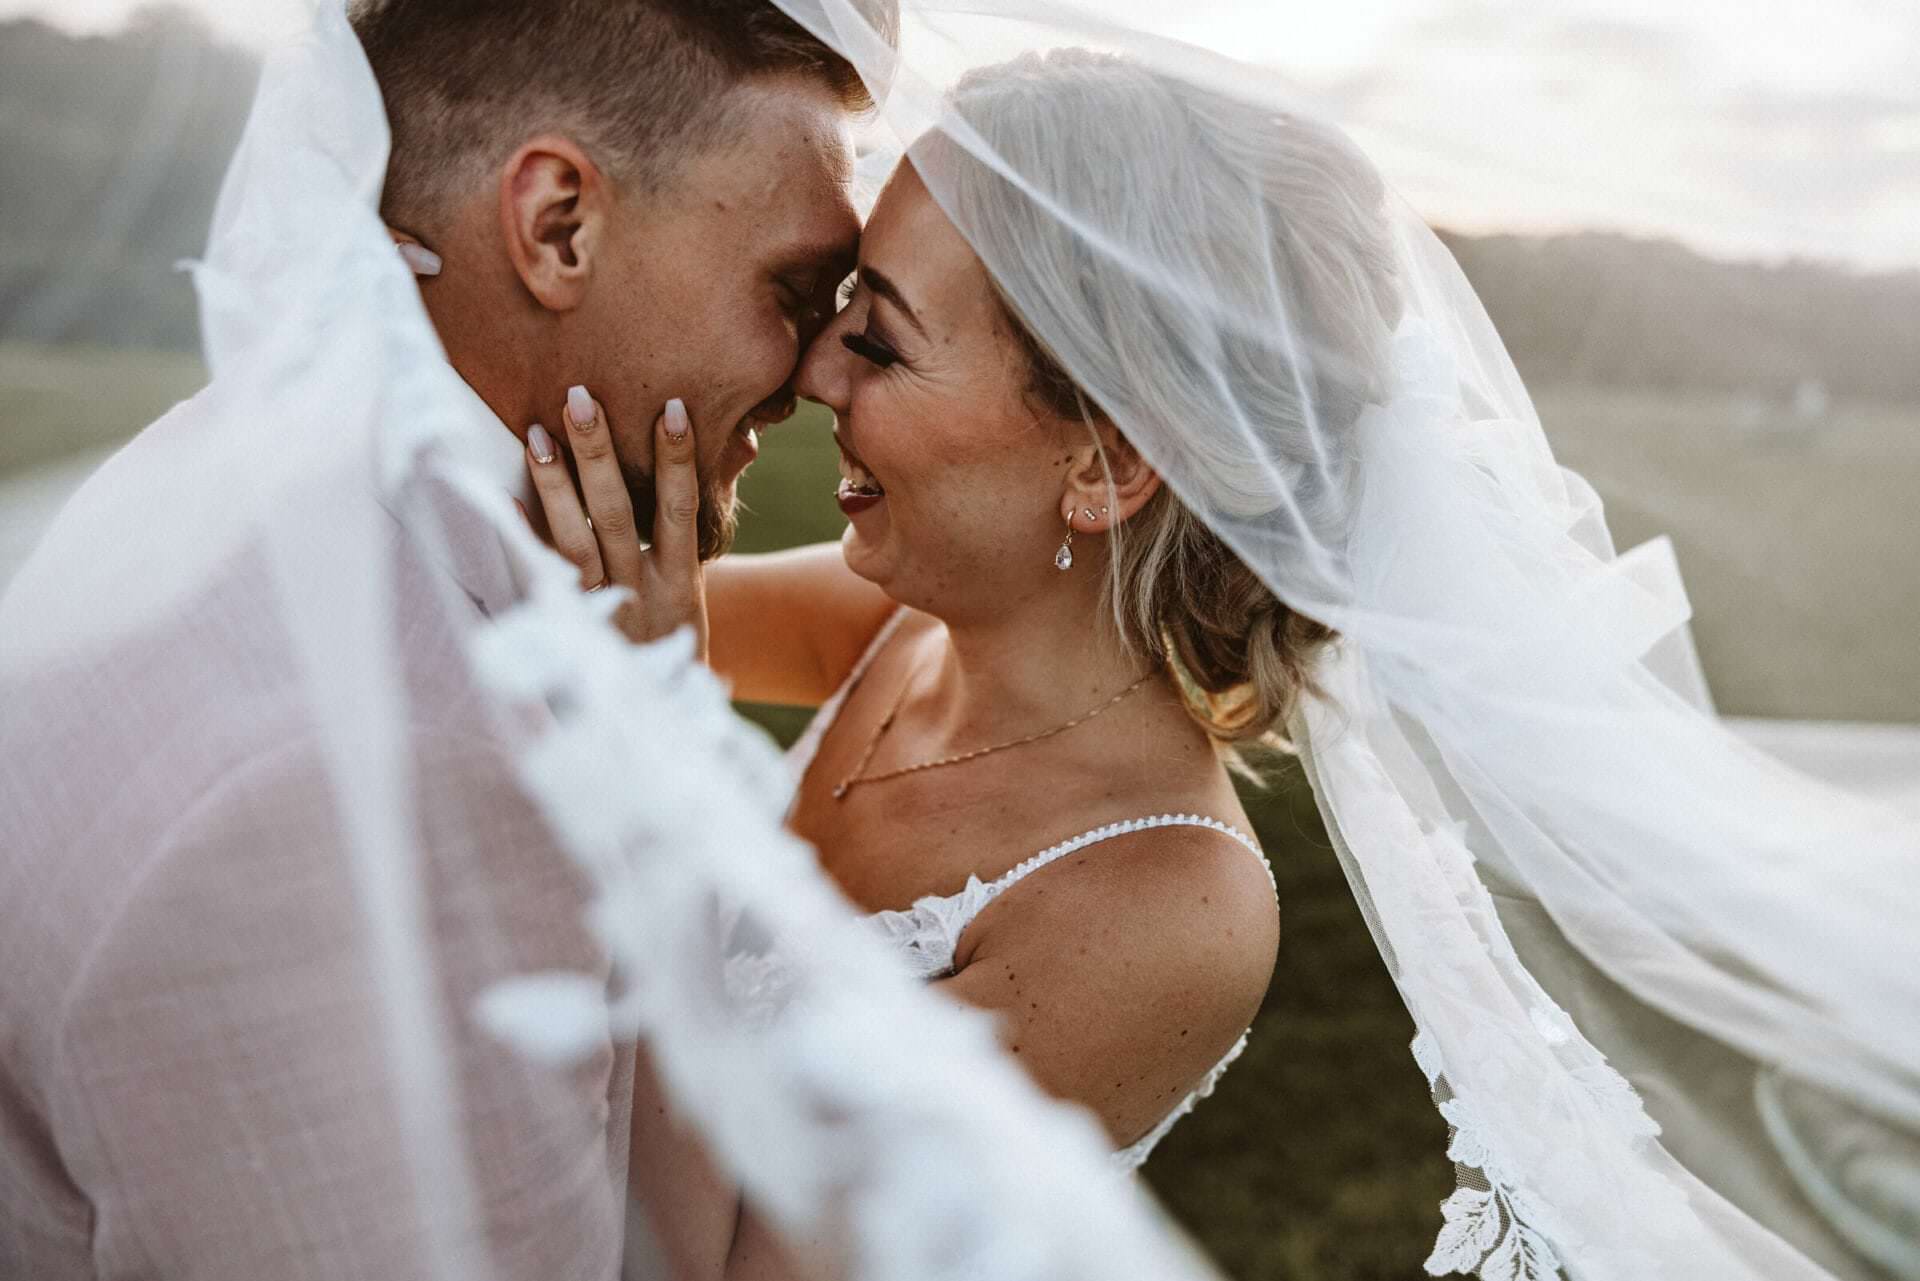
[[794, 308, 854, 415]]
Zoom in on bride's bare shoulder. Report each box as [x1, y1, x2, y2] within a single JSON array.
[[938, 817, 1279, 1144], [969, 817, 1279, 981]]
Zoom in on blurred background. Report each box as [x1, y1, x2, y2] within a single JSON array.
[[2, 3, 1915, 1277]]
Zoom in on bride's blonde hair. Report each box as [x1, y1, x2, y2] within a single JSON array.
[[938, 50, 1399, 750]]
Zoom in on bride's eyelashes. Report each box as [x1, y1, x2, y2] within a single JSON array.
[[841, 330, 899, 368], [835, 271, 902, 367]]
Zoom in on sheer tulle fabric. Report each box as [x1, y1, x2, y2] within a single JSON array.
[[10, 2, 1914, 1279], [771, 1, 1920, 1277], [0, 5, 1230, 1279]]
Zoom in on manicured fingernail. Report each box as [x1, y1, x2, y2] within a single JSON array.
[[567, 384, 594, 428], [397, 243, 441, 276], [664, 397, 689, 440], [528, 423, 556, 463]]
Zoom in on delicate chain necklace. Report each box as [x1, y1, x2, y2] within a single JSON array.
[[832, 661, 1158, 800]]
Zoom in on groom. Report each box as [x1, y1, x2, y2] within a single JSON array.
[[0, 1, 884, 1278], [365, 0, 869, 559]]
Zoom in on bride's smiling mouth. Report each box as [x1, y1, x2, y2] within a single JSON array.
[[834, 430, 886, 516]]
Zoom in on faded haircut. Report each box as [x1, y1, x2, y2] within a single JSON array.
[[349, 0, 896, 227]]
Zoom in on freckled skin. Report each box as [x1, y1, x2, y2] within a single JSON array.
[[425, 73, 859, 527], [576, 79, 857, 499], [756, 162, 1282, 1163], [794, 166, 1088, 624]]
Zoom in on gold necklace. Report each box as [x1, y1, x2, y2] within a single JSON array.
[[832, 661, 1159, 800]]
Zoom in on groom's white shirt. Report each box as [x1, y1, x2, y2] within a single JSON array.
[[0, 372, 633, 1280]]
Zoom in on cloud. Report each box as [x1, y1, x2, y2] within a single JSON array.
[[1697, 83, 1920, 221], [1537, 18, 1694, 73], [1717, 86, 1919, 132], [1290, 5, 1918, 268], [1310, 64, 1394, 118], [1402, 5, 1693, 76]]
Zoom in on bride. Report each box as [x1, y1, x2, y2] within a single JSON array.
[[530, 33, 1914, 1281]]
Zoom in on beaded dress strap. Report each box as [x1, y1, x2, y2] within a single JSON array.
[[980, 813, 1273, 907]]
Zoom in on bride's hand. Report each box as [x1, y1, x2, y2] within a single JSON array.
[[525, 386, 709, 660]]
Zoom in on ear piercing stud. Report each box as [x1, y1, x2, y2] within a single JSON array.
[[1056, 505, 1111, 571]]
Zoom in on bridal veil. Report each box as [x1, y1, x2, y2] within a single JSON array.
[[764, 1, 1920, 1277], [9, 2, 1913, 1279]]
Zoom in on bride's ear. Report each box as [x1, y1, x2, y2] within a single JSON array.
[[1061, 426, 1162, 533], [498, 134, 605, 312]]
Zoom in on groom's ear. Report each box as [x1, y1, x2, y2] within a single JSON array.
[[497, 135, 606, 312]]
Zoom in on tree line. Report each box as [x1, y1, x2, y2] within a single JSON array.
[[2, 8, 1915, 405]]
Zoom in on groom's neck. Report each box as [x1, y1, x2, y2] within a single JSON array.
[[417, 242, 552, 444]]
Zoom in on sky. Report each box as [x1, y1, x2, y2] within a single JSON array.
[[4, 0, 1916, 271]]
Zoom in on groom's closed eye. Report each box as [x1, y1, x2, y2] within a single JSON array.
[[776, 270, 832, 320], [775, 274, 809, 312], [769, 235, 857, 326]]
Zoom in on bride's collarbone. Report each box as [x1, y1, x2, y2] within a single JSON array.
[[791, 631, 1239, 914], [792, 745, 1233, 917], [791, 758, 1067, 907]]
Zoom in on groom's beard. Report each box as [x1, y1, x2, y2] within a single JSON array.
[[626, 469, 739, 562]]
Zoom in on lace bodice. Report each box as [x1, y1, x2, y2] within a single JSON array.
[[787, 611, 1276, 1173]]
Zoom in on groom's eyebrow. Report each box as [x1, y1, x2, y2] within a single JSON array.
[[860, 267, 925, 336]]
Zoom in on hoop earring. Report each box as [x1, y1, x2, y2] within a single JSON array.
[[1053, 517, 1076, 571]]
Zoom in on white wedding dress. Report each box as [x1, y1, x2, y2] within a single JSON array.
[[784, 610, 1278, 1172]]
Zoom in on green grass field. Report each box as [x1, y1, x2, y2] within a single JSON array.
[[5, 344, 1917, 1279], [1534, 387, 1920, 723]]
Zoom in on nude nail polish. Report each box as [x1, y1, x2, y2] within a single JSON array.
[[567, 385, 593, 428], [528, 423, 556, 463], [397, 243, 441, 276]]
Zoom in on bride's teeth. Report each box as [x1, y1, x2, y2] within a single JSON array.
[[835, 445, 884, 496]]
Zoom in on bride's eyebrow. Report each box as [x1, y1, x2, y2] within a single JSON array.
[[858, 266, 926, 337]]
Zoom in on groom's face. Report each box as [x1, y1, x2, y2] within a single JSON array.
[[579, 74, 860, 557]]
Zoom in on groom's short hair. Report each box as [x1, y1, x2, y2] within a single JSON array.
[[351, 0, 895, 226]]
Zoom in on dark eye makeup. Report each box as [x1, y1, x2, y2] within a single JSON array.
[[841, 331, 898, 368]]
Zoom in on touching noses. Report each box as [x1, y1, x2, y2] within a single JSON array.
[[794, 307, 855, 415]]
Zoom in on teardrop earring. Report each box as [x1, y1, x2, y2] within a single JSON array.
[[1053, 516, 1076, 571]]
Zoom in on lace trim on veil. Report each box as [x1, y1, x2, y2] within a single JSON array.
[[1293, 683, 1670, 1281]]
